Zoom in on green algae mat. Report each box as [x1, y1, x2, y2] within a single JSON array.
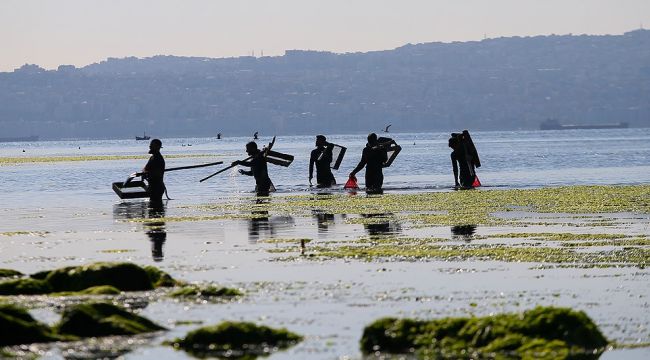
[[361, 306, 608, 359], [167, 321, 303, 358]]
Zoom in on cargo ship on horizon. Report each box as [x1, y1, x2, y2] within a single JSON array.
[[540, 119, 629, 130]]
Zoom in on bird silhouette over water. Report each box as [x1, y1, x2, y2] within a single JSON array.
[[253, 131, 259, 140], [383, 124, 392, 133]]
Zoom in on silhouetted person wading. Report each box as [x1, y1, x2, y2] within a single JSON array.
[[350, 133, 388, 193], [233, 141, 273, 196], [309, 135, 336, 187], [142, 138, 165, 204], [449, 136, 475, 189]]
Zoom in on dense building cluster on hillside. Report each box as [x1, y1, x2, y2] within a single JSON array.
[[1, 30, 649, 139]]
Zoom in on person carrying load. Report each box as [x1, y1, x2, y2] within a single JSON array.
[[449, 130, 481, 189], [349, 133, 389, 194], [309, 135, 336, 188], [232, 141, 274, 196]]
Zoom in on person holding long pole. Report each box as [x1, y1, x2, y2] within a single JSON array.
[[142, 139, 165, 205], [232, 141, 274, 196]]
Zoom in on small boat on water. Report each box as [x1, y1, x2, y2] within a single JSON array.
[[0, 135, 39, 143], [540, 119, 629, 130], [136, 132, 151, 140]]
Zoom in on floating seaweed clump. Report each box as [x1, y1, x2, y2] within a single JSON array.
[[55, 302, 165, 337], [0, 262, 176, 296], [167, 321, 302, 358], [361, 306, 608, 359], [169, 285, 243, 300]]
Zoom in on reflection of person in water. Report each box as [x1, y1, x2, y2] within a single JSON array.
[[451, 224, 477, 242], [449, 136, 475, 189], [112, 201, 167, 261], [361, 213, 400, 237], [142, 139, 166, 205], [233, 141, 273, 196], [309, 135, 336, 188], [350, 133, 388, 193], [146, 203, 167, 261]]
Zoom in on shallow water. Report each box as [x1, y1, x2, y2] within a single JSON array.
[[1, 129, 649, 359]]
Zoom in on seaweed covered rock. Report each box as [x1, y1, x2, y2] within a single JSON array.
[[0, 262, 177, 296], [144, 265, 178, 288], [0, 269, 22, 278], [0, 278, 52, 295], [56, 302, 165, 337], [52, 285, 122, 297], [361, 306, 608, 359], [44, 262, 157, 292], [0, 304, 59, 345], [168, 321, 302, 357], [169, 285, 242, 299]]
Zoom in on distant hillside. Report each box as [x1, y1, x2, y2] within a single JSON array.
[[1, 30, 649, 139]]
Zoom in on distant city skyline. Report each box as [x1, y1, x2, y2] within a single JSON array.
[[1, 0, 649, 72]]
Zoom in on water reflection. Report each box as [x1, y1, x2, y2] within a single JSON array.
[[247, 198, 295, 243], [451, 224, 477, 242], [146, 204, 167, 262], [112, 201, 168, 261], [361, 213, 401, 237]]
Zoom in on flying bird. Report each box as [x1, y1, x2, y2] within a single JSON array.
[[383, 124, 392, 133]]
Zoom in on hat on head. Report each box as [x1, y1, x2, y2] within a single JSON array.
[[150, 139, 162, 148]]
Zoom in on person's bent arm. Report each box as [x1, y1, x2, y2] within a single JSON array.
[[350, 151, 367, 177]]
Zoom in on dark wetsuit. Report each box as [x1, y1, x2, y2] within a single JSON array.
[[352, 144, 388, 191], [144, 152, 165, 202], [310, 145, 336, 187], [451, 149, 475, 188], [239, 150, 272, 195]]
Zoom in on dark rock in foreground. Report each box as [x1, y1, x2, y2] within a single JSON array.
[[168, 321, 302, 358], [361, 306, 608, 359], [56, 302, 165, 337], [0, 304, 60, 346], [0, 269, 22, 278]]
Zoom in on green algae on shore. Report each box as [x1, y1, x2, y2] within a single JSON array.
[[361, 306, 608, 359], [167, 321, 302, 358], [0, 154, 217, 166], [56, 302, 165, 337], [0, 262, 176, 296], [190, 185, 650, 228]]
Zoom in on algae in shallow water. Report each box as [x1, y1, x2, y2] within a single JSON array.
[[0, 262, 176, 296], [56, 302, 165, 337], [168, 321, 303, 358], [169, 285, 242, 299], [361, 306, 608, 359], [0, 304, 60, 346]]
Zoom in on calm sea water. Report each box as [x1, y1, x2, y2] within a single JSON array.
[[1, 129, 649, 359], [1, 128, 648, 208]]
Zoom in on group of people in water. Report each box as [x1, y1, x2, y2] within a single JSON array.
[[140, 130, 481, 203]]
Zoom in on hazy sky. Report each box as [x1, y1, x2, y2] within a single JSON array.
[[1, 0, 649, 71]]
